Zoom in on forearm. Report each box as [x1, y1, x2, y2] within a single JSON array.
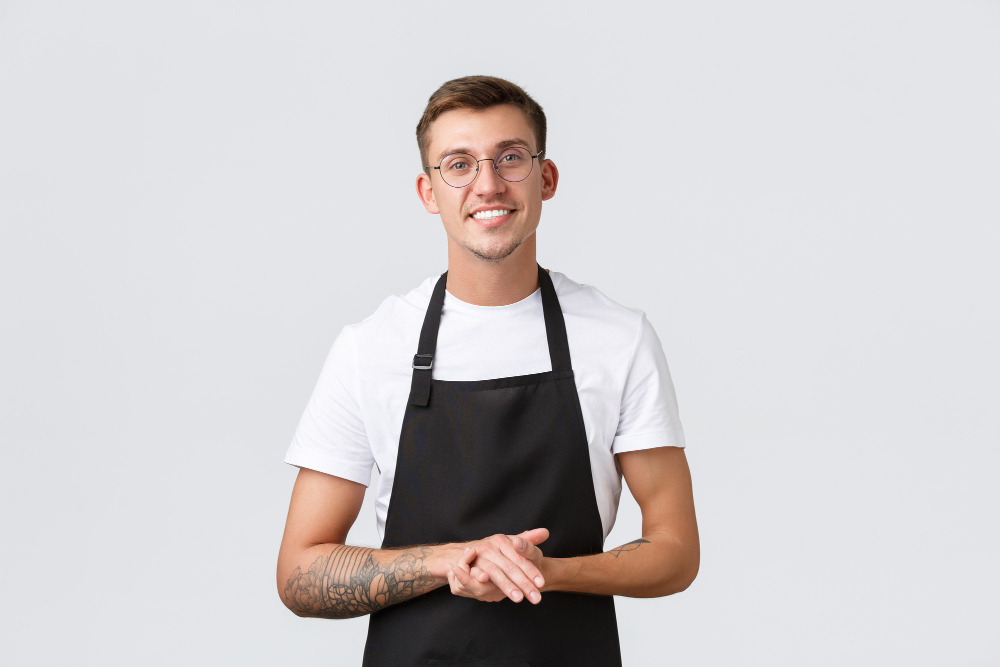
[[279, 542, 460, 619], [544, 530, 699, 598]]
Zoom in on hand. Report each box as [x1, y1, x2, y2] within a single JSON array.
[[447, 528, 549, 604], [448, 546, 507, 602]]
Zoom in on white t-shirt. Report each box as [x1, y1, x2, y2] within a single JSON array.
[[285, 270, 686, 543]]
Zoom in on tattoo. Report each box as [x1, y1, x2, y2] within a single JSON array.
[[610, 539, 650, 558], [284, 545, 435, 619]]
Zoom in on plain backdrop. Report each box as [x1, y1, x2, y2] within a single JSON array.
[[1, 1, 998, 665]]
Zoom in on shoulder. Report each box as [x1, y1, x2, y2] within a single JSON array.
[[550, 270, 645, 337], [349, 274, 436, 329], [548, 271, 649, 382], [342, 273, 439, 363]]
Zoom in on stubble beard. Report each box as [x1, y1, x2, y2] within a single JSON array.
[[465, 234, 523, 263], [461, 224, 534, 264]]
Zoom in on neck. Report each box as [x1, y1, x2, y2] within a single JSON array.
[[445, 234, 540, 306]]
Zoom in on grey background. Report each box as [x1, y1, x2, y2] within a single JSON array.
[[2, 0, 998, 664]]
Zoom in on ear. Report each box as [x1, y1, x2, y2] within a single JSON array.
[[416, 171, 440, 214], [540, 159, 559, 201]]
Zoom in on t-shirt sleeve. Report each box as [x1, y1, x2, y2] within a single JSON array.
[[284, 325, 375, 486], [611, 312, 687, 454]]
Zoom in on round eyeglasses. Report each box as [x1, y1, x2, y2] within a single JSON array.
[[425, 146, 544, 188]]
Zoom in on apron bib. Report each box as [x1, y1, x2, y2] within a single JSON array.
[[362, 264, 622, 666]]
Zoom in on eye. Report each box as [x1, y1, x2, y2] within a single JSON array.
[[443, 155, 475, 172], [499, 152, 521, 163]]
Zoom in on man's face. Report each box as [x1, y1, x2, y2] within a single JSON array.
[[416, 104, 558, 264]]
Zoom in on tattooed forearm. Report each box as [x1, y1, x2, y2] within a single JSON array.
[[610, 538, 650, 558], [283, 545, 436, 619]]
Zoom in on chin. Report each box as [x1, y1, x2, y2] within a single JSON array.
[[465, 238, 524, 263]]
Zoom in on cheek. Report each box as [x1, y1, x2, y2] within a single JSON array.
[[440, 200, 468, 227], [434, 188, 459, 209]]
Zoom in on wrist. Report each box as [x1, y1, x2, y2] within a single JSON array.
[[540, 556, 579, 593], [426, 543, 464, 587]]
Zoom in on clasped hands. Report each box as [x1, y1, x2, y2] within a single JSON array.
[[445, 527, 550, 605]]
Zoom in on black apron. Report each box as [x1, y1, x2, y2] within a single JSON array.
[[362, 264, 622, 667]]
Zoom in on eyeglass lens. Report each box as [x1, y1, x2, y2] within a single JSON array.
[[439, 147, 534, 187]]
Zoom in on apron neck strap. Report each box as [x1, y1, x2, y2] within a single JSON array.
[[538, 264, 573, 372], [408, 263, 572, 407]]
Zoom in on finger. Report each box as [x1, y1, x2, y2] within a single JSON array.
[[479, 536, 542, 602], [450, 567, 471, 597], [499, 536, 545, 585], [497, 543, 544, 598], [513, 531, 545, 555], [518, 541, 545, 569], [453, 565, 475, 589], [517, 527, 550, 546], [470, 565, 489, 583], [454, 565, 503, 601], [509, 538, 545, 586], [511, 534, 544, 562], [458, 565, 507, 601], [478, 559, 525, 603], [459, 547, 477, 569]]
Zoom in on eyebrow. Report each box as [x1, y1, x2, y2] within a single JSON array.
[[435, 138, 534, 163]]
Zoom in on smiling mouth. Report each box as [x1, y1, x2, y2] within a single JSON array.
[[470, 208, 514, 220]]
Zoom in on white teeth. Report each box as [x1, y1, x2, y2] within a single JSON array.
[[472, 209, 511, 219]]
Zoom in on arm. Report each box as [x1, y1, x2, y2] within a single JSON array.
[[540, 445, 699, 597], [277, 467, 459, 618], [276, 467, 550, 618]]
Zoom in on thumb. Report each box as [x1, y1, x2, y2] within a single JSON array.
[[517, 527, 550, 546]]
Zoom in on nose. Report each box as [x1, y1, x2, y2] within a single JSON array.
[[471, 158, 506, 197]]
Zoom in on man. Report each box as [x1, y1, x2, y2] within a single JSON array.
[[277, 75, 699, 666]]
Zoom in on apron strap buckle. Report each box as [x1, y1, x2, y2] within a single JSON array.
[[409, 355, 434, 406]]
